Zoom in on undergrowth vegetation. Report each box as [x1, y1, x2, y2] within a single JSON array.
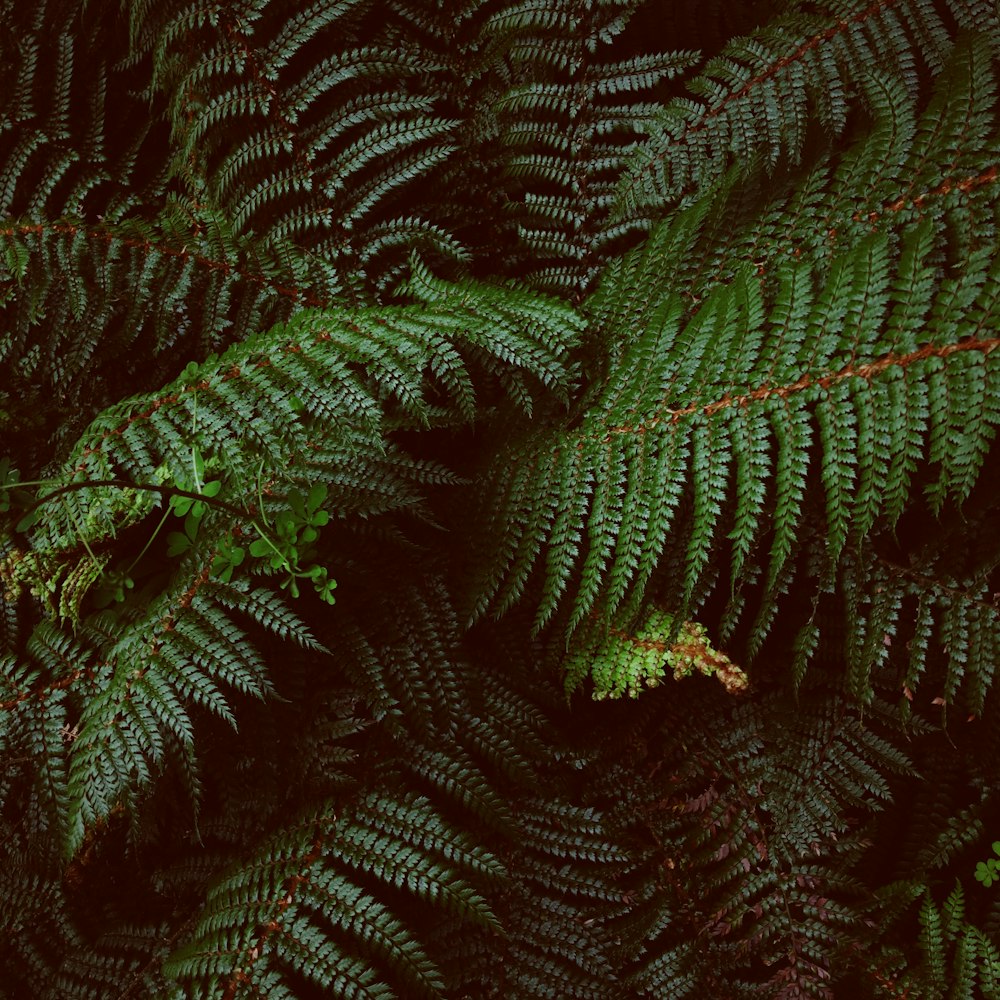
[[2, 1, 1000, 996]]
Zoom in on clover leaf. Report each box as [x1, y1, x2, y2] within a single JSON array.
[[211, 540, 245, 583], [166, 511, 203, 557], [169, 479, 221, 519]]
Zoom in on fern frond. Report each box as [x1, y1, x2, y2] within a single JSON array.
[[597, 686, 916, 996], [132, 0, 466, 291], [563, 605, 749, 699], [13, 264, 580, 567], [5, 3, 1000, 998], [469, 43, 1000, 706], [481, 796, 631, 999], [472, 3, 698, 294], [0, 205, 346, 463], [865, 884, 1000, 1000], [614, 0, 1000, 219], [0, 0, 169, 222], [167, 789, 502, 1000]]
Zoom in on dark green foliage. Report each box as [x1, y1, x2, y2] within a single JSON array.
[[614, 0, 1000, 219], [3, 1, 1000, 997], [591, 687, 917, 998], [465, 36, 1000, 712]]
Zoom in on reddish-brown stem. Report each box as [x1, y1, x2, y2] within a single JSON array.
[[0, 221, 329, 308], [605, 336, 1000, 437], [617, 0, 903, 206], [221, 823, 331, 1000]]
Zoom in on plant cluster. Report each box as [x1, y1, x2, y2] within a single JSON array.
[[2, 1, 1000, 997]]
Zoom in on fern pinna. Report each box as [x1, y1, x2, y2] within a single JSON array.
[[2, 0, 1000, 997]]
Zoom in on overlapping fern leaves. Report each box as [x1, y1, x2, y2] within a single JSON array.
[[31, 261, 580, 542], [165, 789, 505, 1000], [584, 684, 920, 999], [3, 0, 1000, 997], [614, 0, 1000, 219], [0, 266, 581, 859], [449, 0, 699, 295], [131, 0, 468, 295], [467, 39, 1000, 712]]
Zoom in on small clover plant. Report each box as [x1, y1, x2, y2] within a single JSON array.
[[168, 447, 222, 519], [1, 452, 338, 610], [166, 511, 203, 557], [248, 484, 335, 602], [975, 842, 1000, 887]]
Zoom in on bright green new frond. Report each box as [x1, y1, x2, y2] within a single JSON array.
[[563, 606, 748, 699]]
